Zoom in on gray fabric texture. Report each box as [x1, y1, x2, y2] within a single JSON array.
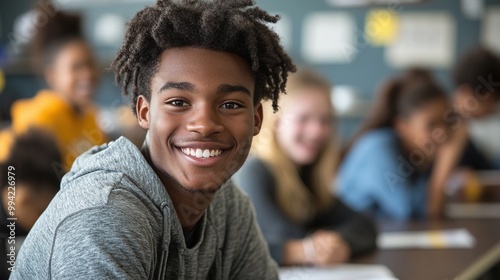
[[11, 137, 278, 280]]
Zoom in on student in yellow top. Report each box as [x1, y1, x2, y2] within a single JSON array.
[[0, 5, 106, 170]]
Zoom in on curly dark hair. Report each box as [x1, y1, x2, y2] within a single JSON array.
[[31, 2, 84, 71], [0, 128, 62, 191], [112, 0, 296, 115], [453, 46, 500, 98]]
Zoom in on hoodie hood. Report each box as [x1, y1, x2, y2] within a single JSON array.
[[62, 136, 171, 210]]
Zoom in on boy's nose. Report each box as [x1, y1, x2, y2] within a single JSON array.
[[186, 105, 224, 136]]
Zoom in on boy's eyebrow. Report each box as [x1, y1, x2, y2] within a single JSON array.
[[159, 82, 251, 96], [217, 84, 251, 96], [159, 82, 195, 93]]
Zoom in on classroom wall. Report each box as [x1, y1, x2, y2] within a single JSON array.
[[259, 0, 467, 93], [254, 0, 500, 141]]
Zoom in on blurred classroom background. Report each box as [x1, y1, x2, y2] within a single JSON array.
[[1, 0, 500, 164], [1, 1, 500, 279]]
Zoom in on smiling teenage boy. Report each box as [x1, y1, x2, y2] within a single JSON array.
[[12, 0, 295, 279]]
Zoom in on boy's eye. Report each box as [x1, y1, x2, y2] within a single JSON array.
[[220, 102, 242, 109], [168, 100, 189, 107]]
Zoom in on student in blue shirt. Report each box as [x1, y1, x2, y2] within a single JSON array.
[[338, 69, 453, 220]]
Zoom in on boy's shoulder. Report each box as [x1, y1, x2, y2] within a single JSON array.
[[30, 167, 162, 243], [12, 169, 163, 279]]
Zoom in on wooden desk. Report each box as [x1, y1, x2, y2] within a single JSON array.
[[446, 171, 500, 218], [352, 219, 500, 280]]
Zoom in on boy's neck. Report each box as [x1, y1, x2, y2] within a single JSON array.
[[140, 142, 215, 231], [163, 182, 215, 231]]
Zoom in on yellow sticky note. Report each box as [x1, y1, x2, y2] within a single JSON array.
[[365, 9, 398, 46], [0, 69, 5, 94], [428, 231, 446, 248]]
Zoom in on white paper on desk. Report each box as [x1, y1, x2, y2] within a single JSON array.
[[378, 228, 475, 249], [279, 264, 397, 280]]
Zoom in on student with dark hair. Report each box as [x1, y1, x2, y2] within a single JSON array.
[[12, 0, 295, 279], [233, 70, 376, 266], [453, 47, 500, 120], [0, 3, 106, 170], [450, 46, 500, 170], [338, 69, 452, 220], [0, 129, 62, 279]]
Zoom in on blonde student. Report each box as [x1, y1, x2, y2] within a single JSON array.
[[233, 70, 377, 266]]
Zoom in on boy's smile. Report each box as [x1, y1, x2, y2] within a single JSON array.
[[137, 47, 262, 193], [177, 144, 230, 167]]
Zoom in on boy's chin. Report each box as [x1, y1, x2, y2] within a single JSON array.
[[180, 184, 221, 194], [175, 178, 226, 194]]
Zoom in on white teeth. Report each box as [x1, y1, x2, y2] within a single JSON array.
[[195, 149, 203, 158], [180, 147, 223, 158], [203, 149, 210, 158]]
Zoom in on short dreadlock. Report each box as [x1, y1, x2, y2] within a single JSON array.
[[112, 0, 296, 115]]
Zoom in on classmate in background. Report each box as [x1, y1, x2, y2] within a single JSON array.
[[451, 47, 500, 169], [0, 129, 62, 279], [338, 69, 453, 220], [233, 70, 377, 267], [0, 4, 106, 170]]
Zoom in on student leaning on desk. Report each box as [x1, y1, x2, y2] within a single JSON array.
[[337, 69, 453, 220], [338, 48, 500, 221], [451, 47, 500, 170], [427, 47, 500, 218]]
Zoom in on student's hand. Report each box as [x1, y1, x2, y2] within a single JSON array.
[[438, 124, 469, 156], [308, 230, 350, 266], [428, 124, 469, 219]]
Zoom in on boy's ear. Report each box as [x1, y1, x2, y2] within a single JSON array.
[[253, 102, 263, 136], [136, 95, 150, 129]]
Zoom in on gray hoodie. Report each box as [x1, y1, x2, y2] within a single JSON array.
[[11, 137, 278, 279]]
